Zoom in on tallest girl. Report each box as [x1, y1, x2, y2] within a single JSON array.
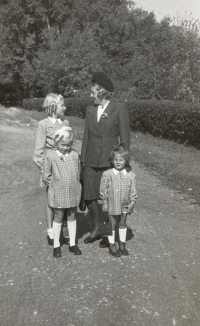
[[33, 93, 69, 245], [80, 72, 130, 247]]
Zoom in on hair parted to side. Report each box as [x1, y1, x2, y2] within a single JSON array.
[[92, 82, 113, 100], [54, 126, 73, 145], [110, 143, 131, 171], [43, 93, 63, 116]]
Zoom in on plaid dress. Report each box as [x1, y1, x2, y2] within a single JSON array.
[[100, 169, 137, 215], [42, 149, 81, 209], [33, 117, 69, 186]]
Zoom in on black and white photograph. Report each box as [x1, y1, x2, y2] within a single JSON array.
[[0, 1, 200, 325]]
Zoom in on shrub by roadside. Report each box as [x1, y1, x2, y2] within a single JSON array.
[[23, 98, 200, 149], [127, 100, 200, 149], [22, 97, 93, 118]]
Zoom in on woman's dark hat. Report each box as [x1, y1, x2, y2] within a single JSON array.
[[92, 72, 114, 92]]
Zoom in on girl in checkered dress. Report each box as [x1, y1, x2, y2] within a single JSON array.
[[33, 93, 69, 245], [42, 127, 82, 258], [100, 144, 137, 257]]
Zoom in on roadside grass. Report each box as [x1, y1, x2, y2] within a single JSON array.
[[130, 133, 200, 204], [1, 105, 199, 204]]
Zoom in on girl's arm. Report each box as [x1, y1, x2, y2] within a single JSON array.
[[129, 173, 137, 204], [100, 172, 109, 212], [33, 122, 46, 171], [42, 154, 52, 186], [127, 173, 138, 214]]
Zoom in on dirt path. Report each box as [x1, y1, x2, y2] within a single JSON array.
[[0, 123, 200, 326]]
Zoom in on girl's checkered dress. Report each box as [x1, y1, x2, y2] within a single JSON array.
[[100, 169, 137, 215], [42, 149, 81, 208], [33, 117, 69, 170]]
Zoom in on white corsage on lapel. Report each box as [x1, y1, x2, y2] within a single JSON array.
[[101, 112, 108, 119]]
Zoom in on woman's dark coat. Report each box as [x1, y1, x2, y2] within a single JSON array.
[[80, 101, 130, 168]]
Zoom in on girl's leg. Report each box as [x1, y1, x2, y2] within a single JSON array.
[[119, 213, 129, 255], [108, 215, 121, 257], [62, 211, 69, 243], [53, 208, 65, 255], [108, 215, 117, 245], [67, 207, 82, 255], [46, 189, 54, 242]]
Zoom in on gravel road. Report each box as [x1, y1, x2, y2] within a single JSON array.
[[0, 124, 200, 326]]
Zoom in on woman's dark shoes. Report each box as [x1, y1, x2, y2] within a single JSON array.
[[109, 244, 121, 257], [119, 242, 129, 255], [53, 247, 61, 258], [47, 235, 54, 246], [84, 234, 102, 244], [69, 245, 82, 255], [99, 237, 110, 248]]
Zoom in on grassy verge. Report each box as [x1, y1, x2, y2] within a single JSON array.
[[0, 105, 199, 204], [130, 133, 200, 204]]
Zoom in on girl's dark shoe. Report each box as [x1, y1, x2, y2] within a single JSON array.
[[53, 247, 61, 258], [69, 245, 82, 255], [47, 235, 54, 246], [109, 244, 121, 257], [84, 234, 101, 244], [99, 237, 110, 248], [119, 242, 129, 255]]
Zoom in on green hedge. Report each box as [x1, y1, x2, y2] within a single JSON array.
[[23, 97, 200, 148], [22, 97, 93, 118], [127, 100, 200, 148]]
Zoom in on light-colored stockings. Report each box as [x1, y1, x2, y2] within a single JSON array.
[[67, 220, 76, 247]]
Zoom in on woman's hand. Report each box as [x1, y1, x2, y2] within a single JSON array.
[[102, 203, 108, 212]]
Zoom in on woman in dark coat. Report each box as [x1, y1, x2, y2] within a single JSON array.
[[80, 72, 130, 247]]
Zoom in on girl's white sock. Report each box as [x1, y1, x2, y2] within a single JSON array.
[[108, 231, 115, 244], [53, 222, 62, 248], [47, 228, 53, 240], [119, 227, 127, 243], [67, 220, 76, 247]]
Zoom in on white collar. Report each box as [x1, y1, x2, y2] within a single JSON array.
[[49, 117, 62, 124], [113, 168, 126, 175], [56, 150, 68, 158], [98, 101, 110, 109]]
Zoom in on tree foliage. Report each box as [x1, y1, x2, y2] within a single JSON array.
[[0, 0, 200, 102]]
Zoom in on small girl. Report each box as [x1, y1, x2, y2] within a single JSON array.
[[33, 93, 69, 245], [100, 144, 137, 257], [42, 127, 82, 258]]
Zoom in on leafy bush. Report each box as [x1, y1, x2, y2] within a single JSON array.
[[22, 98, 44, 111], [64, 98, 93, 118], [127, 100, 200, 148], [23, 97, 200, 148], [22, 97, 93, 118]]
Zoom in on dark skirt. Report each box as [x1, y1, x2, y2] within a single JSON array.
[[83, 166, 108, 200]]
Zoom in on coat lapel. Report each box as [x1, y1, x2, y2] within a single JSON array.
[[88, 105, 101, 135], [99, 102, 115, 127]]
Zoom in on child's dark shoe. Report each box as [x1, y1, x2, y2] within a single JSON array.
[[47, 235, 54, 246], [69, 245, 82, 255], [53, 247, 61, 258], [119, 242, 129, 255], [109, 244, 121, 257]]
